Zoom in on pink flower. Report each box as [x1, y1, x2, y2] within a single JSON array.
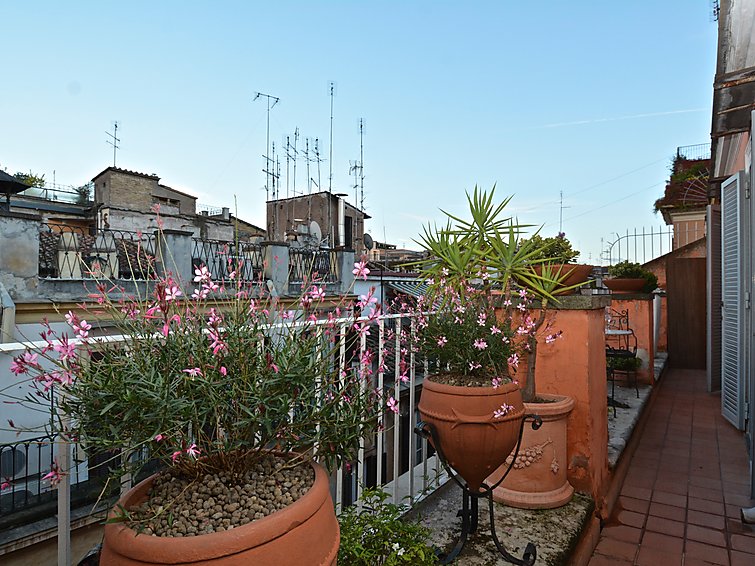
[[490, 326, 501, 335], [186, 444, 200, 459], [1, 481, 10, 491], [518, 289, 528, 299], [165, 285, 182, 302], [352, 260, 370, 280], [161, 314, 181, 337], [309, 285, 326, 300], [182, 367, 202, 378], [468, 361, 482, 371], [219, 366, 227, 376], [546, 331, 563, 344], [473, 339, 488, 350], [154, 434, 165, 442], [193, 265, 211, 283], [477, 313, 487, 326], [387, 396, 399, 414], [508, 353, 520, 368], [54, 337, 77, 361], [42, 461, 63, 487], [437, 336, 448, 347], [354, 322, 370, 338], [171, 450, 182, 462], [491, 377, 502, 389], [493, 403, 515, 418]]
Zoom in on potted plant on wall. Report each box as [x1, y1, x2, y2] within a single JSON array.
[[604, 260, 658, 294], [518, 232, 593, 294], [410, 187, 574, 509], [6, 243, 384, 564]]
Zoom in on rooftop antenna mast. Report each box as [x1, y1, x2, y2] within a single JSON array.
[[314, 138, 322, 195], [292, 128, 299, 196], [359, 118, 365, 210], [328, 81, 336, 192], [559, 190, 571, 234], [105, 121, 120, 167], [253, 91, 279, 201]]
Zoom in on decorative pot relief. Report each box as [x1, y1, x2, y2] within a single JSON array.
[[505, 438, 558, 474]]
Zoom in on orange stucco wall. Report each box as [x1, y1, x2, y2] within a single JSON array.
[[609, 296, 655, 384], [526, 295, 611, 512]]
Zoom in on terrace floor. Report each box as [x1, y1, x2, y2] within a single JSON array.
[[589, 368, 755, 566]]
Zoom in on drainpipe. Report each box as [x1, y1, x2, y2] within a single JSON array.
[[0, 282, 15, 343]]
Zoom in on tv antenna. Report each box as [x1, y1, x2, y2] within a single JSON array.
[[105, 121, 121, 167], [559, 190, 571, 234], [327, 81, 336, 192], [359, 118, 365, 210], [253, 91, 279, 201], [314, 138, 322, 195]]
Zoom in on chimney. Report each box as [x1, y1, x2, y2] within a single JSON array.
[[222, 207, 230, 220]]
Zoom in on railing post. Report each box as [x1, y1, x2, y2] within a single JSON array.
[[154, 230, 194, 285], [262, 242, 290, 297], [57, 433, 71, 566]]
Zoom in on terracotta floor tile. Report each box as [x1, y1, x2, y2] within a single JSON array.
[[689, 475, 722, 490], [619, 496, 650, 515], [684, 540, 729, 565], [645, 515, 685, 537], [635, 545, 683, 566], [601, 524, 643, 544], [641, 531, 683, 553], [649, 501, 686, 522], [616, 509, 646, 529], [726, 517, 754, 535], [731, 533, 755, 554], [727, 503, 745, 518], [588, 555, 633, 566], [688, 485, 724, 502], [685, 524, 727, 547], [652, 490, 688, 508], [731, 550, 755, 566], [688, 496, 726, 516], [593, 537, 639, 562], [683, 558, 723, 566], [621, 485, 653, 501], [724, 492, 755, 507], [655, 479, 689, 496], [687, 510, 726, 530]]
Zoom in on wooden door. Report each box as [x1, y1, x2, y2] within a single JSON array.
[[667, 257, 707, 369]]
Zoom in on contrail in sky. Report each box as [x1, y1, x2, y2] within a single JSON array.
[[534, 108, 707, 130]]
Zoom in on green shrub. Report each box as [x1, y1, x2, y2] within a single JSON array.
[[338, 488, 438, 565], [607, 261, 658, 293], [519, 233, 580, 263], [607, 355, 642, 372]]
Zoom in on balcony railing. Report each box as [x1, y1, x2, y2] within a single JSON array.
[[289, 248, 339, 284], [38, 224, 156, 280], [191, 238, 264, 282]]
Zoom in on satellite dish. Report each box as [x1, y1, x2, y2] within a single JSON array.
[[309, 221, 322, 243], [363, 233, 374, 250]]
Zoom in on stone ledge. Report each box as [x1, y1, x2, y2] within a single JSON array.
[[408, 480, 593, 565], [549, 294, 611, 310]]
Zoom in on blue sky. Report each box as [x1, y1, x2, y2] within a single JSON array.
[[1, 1, 717, 262]]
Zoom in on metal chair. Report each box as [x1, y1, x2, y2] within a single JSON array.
[[605, 309, 639, 416]]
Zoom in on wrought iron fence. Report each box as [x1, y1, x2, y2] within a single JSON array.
[[38, 224, 156, 280], [191, 238, 264, 282], [676, 143, 711, 161], [603, 227, 674, 266], [289, 248, 339, 284]]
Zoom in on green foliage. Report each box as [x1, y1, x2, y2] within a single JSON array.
[[75, 184, 92, 205], [338, 488, 438, 565], [518, 233, 580, 263], [7, 232, 384, 483], [607, 261, 658, 293], [607, 356, 641, 372], [13, 171, 46, 188]]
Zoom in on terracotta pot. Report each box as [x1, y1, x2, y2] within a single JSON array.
[[604, 278, 646, 294], [533, 263, 593, 295], [418, 378, 524, 493], [100, 458, 339, 565], [487, 394, 574, 509]]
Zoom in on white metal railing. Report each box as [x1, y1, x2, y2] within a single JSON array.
[[0, 311, 447, 564], [602, 225, 706, 266]]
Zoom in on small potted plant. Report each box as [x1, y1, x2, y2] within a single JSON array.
[[6, 228, 385, 565], [519, 233, 593, 294], [604, 260, 658, 294]]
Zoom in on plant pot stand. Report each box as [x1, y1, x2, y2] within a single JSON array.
[[415, 413, 542, 565]]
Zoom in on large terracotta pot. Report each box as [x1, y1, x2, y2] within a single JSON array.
[[533, 263, 593, 295], [603, 278, 646, 294], [487, 394, 574, 509], [100, 458, 339, 565], [418, 378, 525, 493]]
